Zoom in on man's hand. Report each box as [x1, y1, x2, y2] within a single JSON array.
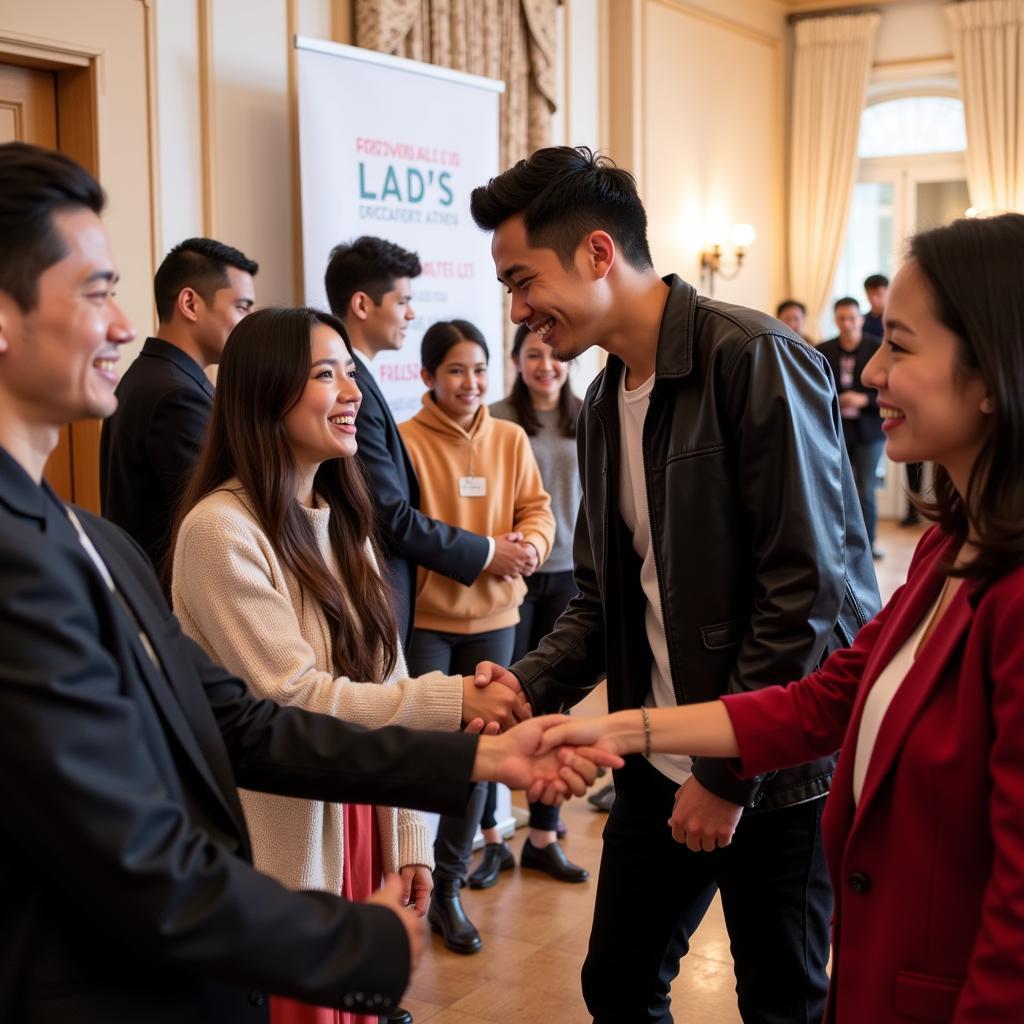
[[669, 776, 743, 852], [486, 533, 537, 580], [366, 874, 426, 969], [462, 676, 531, 730], [398, 864, 433, 917], [473, 715, 624, 804], [474, 660, 527, 698]]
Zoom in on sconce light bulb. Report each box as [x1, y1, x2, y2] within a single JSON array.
[[731, 223, 756, 248]]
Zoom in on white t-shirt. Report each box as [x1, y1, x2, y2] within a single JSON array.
[[617, 369, 693, 785]]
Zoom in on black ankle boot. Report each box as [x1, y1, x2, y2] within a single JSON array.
[[427, 877, 482, 954], [468, 842, 515, 889], [383, 1010, 413, 1024]]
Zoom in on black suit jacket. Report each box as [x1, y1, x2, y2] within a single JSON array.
[[0, 445, 478, 1023], [817, 335, 884, 446], [353, 358, 489, 649], [100, 337, 214, 573]]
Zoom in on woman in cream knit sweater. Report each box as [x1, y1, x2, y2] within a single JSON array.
[[169, 307, 525, 1024]]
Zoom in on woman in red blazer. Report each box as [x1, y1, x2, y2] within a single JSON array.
[[542, 213, 1024, 1023]]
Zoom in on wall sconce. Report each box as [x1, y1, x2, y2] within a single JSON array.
[[700, 223, 756, 297]]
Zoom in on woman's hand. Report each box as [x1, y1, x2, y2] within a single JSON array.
[[536, 711, 640, 759], [399, 864, 433, 916]]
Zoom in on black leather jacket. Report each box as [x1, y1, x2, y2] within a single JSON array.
[[513, 276, 881, 812]]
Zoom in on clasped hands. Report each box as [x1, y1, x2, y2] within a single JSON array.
[[485, 531, 540, 582]]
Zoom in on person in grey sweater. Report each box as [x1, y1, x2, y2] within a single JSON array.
[[470, 324, 590, 887]]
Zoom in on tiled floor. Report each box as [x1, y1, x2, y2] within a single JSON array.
[[404, 520, 926, 1023]]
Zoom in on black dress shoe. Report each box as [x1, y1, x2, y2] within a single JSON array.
[[383, 1010, 413, 1024], [520, 839, 589, 883], [467, 841, 515, 889], [427, 878, 482, 954]]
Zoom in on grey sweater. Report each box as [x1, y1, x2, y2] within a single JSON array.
[[490, 396, 581, 574]]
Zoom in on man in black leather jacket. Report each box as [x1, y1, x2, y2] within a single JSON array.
[[471, 147, 881, 1024]]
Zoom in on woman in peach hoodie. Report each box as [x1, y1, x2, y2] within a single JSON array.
[[399, 318, 555, 956]]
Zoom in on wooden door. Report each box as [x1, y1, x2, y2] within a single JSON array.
[[1, 62, 100, 510]]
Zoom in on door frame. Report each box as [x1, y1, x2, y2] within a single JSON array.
[[0, 35, 103, 508]]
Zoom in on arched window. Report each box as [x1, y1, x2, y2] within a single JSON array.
[[857, 96, 967, 159]]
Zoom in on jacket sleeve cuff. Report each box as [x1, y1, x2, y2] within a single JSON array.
[[342, 904, 411, 1015], [691, 756, 764, 807]]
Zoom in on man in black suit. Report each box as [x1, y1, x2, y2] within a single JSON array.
[[100, 237, 257, 572], [818, 296, 886, 558], [0, 142, 612, 1024], [325, 237, 538, 652]]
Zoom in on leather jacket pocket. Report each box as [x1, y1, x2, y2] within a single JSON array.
[[699, 619, 741, 650], [893, 969, 963, 1021]]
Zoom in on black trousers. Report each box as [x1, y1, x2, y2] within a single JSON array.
[[406, 625, 517, 882], [583, 757, 831, 1024]]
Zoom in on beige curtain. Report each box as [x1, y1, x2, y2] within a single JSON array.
[[947, 0, 1024, 213], [788, 13, 880, 330], [355, 0, 558, 170]]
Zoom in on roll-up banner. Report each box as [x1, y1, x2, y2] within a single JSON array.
[[295, 37, 505, 421]]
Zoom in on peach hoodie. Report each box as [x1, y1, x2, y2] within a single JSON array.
[[399, 393, 555, 634]]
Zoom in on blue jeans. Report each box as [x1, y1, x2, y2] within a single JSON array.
[[406, 625, 516, 882], [847, 438, 885, 547]]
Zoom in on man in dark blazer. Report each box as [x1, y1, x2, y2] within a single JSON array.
[[818, 296, 886, 558], [100, 236, 257, 573], [0, 142, 610, 1024], [324, 237, 538, 650]]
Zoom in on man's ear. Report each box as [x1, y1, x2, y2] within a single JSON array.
[[0, 292, 19, 355], [177, 287, 201, 324], [351, 291, 372, 322], [583, 230, 616, 280]]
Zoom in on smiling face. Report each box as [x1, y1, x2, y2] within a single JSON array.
[[862, 259, 992, 489], [0, 207, 136, 436], [492, 214, 612, 362], [282, 322, 361, 469], [515, 330, 567, 407], [422, 339, 489, 428], [362, 276, 414, 354]]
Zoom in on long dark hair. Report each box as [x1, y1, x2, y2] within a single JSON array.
[[910, 213, 1024, 582], [508, 323, 581, 437], [169, 306, 398, 681]]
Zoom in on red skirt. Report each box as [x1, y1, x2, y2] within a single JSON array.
[[270, 804, 383, 1024]]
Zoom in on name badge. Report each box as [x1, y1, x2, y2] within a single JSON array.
[[459, 476, 487, 498]]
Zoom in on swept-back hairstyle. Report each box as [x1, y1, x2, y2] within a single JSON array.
[[0, 142, 105, 312], [170, 306, 397, 681], [154, 237, 258, 323], [420, 318, 490, 375], [508, 324, 581, 438], [470, 145, 653, 270], [910, 213, 1024, 583], [324, 236, 421, 317]]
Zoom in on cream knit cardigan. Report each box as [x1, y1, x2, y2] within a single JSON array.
[[171, 483, 465, 894]]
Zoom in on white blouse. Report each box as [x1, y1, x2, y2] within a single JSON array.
[[852, 586, 945, 805]]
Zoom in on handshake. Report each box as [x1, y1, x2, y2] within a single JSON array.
[[461, 660, 620, 804]]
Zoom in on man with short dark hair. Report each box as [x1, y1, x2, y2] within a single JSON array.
[[471, 146, 880, 1023], [775, 298, 811, 342], [325, 237, 536, 654], [819, 296, 886, 559], [862, 272, 889, 340], [0, 141, 610, 1024], [100, 237, 257, 572]]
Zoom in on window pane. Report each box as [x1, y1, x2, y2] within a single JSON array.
[[818, 182, 894, 340], [916, 179, 971, 232], [858, 97, 966, 158]]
